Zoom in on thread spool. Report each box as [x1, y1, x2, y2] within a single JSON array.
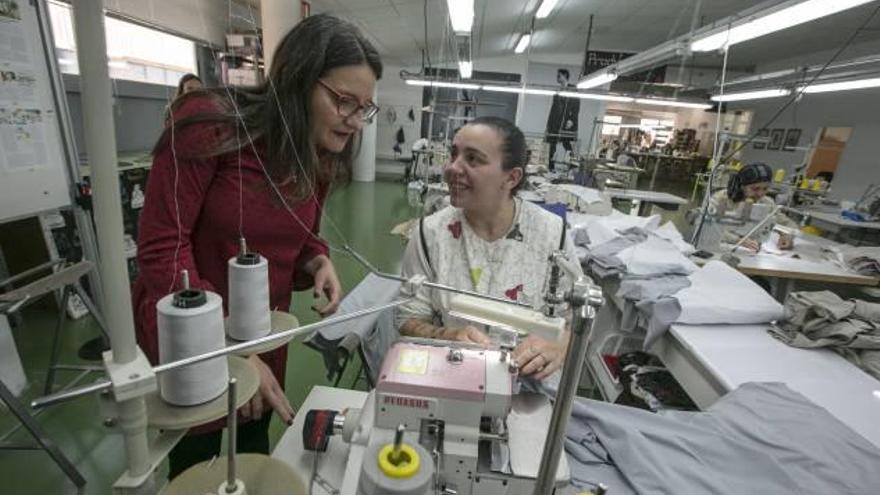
[[157, 288, 229, 406], [773, 168, 785, 183], [227, 251, 271, 341]]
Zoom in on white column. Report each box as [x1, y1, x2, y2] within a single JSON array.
[[71, 0, 151, 481], [353, 90, 378, 183], [260, 0, 302, 72]]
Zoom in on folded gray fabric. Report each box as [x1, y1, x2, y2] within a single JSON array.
[[565, 382, 880, 494], [586, 228, 651, 277], [617, 275, 690, 302], [769, 290, 880, 379]]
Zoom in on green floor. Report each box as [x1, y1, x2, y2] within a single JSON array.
[[0, 178, 419, 495], [0, 174, 697, 494]]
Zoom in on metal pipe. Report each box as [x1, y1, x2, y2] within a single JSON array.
[[226, 378, 238, 492], [478, 432, 508, 443], [345, 245, 533, 308], [391, 424, 405, 464], [32, 298, 412, 409], [533, 283, 601, 495], [70, 0, 150, 479]]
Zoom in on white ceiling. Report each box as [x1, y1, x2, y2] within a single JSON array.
[[304, 0, 880, 75]]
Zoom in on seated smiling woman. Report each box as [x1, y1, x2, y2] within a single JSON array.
[[396, 116, 583, 381]]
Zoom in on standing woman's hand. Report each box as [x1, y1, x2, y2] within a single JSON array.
[[305, 255, 342, 316]]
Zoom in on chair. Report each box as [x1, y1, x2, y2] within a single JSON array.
[[304, 273, 402, 389], [0, 259, 109, 489], [0, 260, 109, 394]]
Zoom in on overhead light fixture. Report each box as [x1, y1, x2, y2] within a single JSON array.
[[801, 77, 880, 93], [635, 98, 712, 109], [691, 0, 876, 52], [711, 88, 791, 101], [514, 33, 531, 54], [559, 91, 634, 103], [446, 0, 474, 33], [458, 61, 473, 79], [405, 79, 481, 90], [536, 0, 560, 19], [577, 71, 618, 90], [483, 85, 556, 96]]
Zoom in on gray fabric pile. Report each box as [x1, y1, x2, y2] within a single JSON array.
[[585, 227, 649, 278], [769, 290, 880, 380], [616, 275, 688, 334], [562, 382, 880, 494], [840, 246, 880, 275]]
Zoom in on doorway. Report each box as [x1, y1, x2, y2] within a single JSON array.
[[805, 127, 853, 183]]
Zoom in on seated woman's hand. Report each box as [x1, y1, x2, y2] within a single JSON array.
[[513, 335, 564, 380], [776, 233, 794, 250], [741, 237, 760, 252], [442, 325, 492, 347]]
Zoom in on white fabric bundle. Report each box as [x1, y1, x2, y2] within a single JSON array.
[[675, 261, 784, 325], [227, 254, 271, 341], [616, 236, 698, 276], [157, 290, 229, 406]]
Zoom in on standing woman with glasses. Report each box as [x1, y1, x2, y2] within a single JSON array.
[[132, 14, 382, 478]]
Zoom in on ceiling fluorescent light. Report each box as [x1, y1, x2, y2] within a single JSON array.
[[536, 0, 560, 19], [711, 88, 791, 101], [514, 33, 531, 54], [577, 71, 618, 89], [458, 61, 473, 79], [483, 85, 556, 96], [447, 0, 474, 33], [405, 79, 480, 90], [559, 91, 634, 103], [801, 77, 880, 93], [691, 0, 875, 52], [432, 80, 480, 90], [635, 98, 712, 109]]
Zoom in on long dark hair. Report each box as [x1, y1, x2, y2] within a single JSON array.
[[174, 73, 201, 98], [460, 116, 528, 195], [154, 14, 383, 202]]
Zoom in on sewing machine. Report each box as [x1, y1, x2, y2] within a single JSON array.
[[303, 339, 569, 495], [301, 292, 572, 495]]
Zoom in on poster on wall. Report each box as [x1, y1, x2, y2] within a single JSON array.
[[545, 68, 579, 166], [768, 128, 785, 150], [0, 1, 52, 173], [783, 128, 802, 152], [582, 50, 665, 84]]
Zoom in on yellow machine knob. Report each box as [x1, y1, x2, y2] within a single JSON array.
[[377, 443, 420, 479]]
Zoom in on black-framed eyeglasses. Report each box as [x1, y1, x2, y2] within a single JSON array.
[[318, 79, 379, 123]]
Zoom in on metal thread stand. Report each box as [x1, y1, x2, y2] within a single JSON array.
[[533, 254, 604, 494]]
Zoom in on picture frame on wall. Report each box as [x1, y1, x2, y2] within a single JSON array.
[[783, 128, 802, 151], [768, 128, 785, 150], [754, 128, 769, 149]]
